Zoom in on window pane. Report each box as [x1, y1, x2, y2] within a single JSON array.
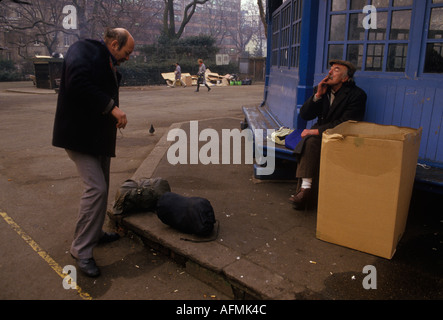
[[371, 0, 389, 7], [281, 28, 290, 47], [293, 0, 303, 20], [330, 14, 346, 41], [293, 23, 300, 45], [272, 51, 278, 66], [291, 46, 300, 68], [280, 48, 289, 67], [331, 0, 347, 11], [350, 0, 367, 10], [433, 0, 443, 3], [328, 44, 344, 63], [347, 44, 364, 70], [390, 10, 411, 40], [424, 43, 443, 73], [387, 44, 408, 72], [393, 0, 413, 6], [366, 44, 384, 71], [429, 7, 443, 39], [282, 5, 291, 28], [349, 13, 366, 40], [368, 11, 387, 40]]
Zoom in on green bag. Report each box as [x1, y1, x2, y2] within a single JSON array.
[[112, 177, 171, 215]]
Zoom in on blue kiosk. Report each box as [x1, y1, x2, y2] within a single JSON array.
[[242, 0, 443, 193]]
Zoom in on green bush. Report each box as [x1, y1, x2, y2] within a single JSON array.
[[0, 60, 22, 82]]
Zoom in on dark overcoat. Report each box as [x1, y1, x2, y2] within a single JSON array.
[[294, 81, 367, 154], [52, 39, 121, 157]]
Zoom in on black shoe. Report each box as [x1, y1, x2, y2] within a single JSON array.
[[72, 255, 100, 277], [98, 232, 120, 244]]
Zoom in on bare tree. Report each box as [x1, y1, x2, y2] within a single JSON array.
[[205, 5, 230, 49], [257, 0, 267, 39], [0, 0, 164, 57], [104, 0, 162, 42], [71, 0, 162, 41], [244, 0, 266, 56], [70, 0, 99, 39], [225, 8, 253, 56], [162, 0, 211, 40], [0, 0, 74, 57], [0, 0, 31, 4]]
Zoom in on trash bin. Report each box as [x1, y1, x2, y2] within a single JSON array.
[[32, 57, 63, 89], [316, 121, 422, 259]]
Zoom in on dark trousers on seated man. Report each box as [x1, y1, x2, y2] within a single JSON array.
[[290, 60, 367, 210], [290, 135, 322, 210]]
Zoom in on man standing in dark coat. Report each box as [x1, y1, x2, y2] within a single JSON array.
[[52, 28, 134, 277], [289, 60, 367, 210]]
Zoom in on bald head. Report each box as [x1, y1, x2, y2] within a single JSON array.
[[104, 28, 130, 49], [104, 28, 135, 66]]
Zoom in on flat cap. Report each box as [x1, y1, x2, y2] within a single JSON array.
[[329, 60, 357, 78]]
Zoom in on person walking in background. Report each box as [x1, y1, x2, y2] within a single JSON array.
[[52, 27, 135, 277], [196, 59, 211, 92], [172, 62, 186, 88]]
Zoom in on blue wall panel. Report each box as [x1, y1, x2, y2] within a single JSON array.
[[357, 77, 442, 163], [267, 67, 299, 128], [307, 73, 443, 164], [430, 88, 443, 163]]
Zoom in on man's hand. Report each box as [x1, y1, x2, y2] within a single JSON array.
[[301, 129, 319, 138], [111, 106, 127, 129], [315, 75, 331, 99]]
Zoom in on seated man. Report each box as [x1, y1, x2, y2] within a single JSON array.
[[289, 60, 367, 210]]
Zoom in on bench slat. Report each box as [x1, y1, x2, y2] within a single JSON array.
[[242, 105, 298, 161]]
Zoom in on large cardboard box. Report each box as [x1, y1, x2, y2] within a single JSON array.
[[316, 121, 422, 259]]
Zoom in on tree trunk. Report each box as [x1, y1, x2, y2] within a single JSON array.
[[257, 0, 267, 39]]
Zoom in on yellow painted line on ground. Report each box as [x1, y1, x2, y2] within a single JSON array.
[[0, 211, 92, 300]]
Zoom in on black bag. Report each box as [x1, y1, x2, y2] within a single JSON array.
[[113, 178, 171, 215], [156, 192, 216, 238]]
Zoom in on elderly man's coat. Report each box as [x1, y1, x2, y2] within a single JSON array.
[[294, 81, 367, 155], [301, 81, 367, 134]]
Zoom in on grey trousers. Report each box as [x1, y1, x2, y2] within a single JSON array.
[[66, 149, 110, 259]]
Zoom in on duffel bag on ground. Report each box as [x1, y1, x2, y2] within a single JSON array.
[[113, 177, 171, 215], [156, 192, 216, 237]]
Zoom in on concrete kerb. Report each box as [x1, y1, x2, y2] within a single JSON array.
[[5, 87, 57, 95], [107, 117, 297, 300]]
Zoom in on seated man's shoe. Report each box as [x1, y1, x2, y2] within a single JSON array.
[[290, 188, 311, 210], [72, 255, 100, 277], [98, 232, 120, 244]]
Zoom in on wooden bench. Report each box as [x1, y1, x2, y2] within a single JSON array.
[[241, 103, 299, 180]]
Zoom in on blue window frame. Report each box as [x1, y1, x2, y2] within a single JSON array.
[[270, 0, 303, 69], [323, 0, 443, 76], [271, 10, 280, 66], [291, 0, 303, 68], [423, 0, 443, 73], [326, 0, 413, 72]]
